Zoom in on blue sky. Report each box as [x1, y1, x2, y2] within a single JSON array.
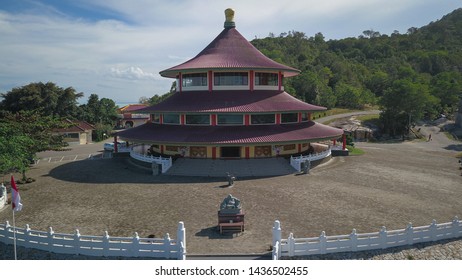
[[1, 0, 461, 104]]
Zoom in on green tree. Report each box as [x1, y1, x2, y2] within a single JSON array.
[[0, 82, 83, 118], [78, 94, 118, 141], [334, 83, 363, 109], [430, 71, 462, 115], [0, 111, 69, 179], [380, 79, 439, 135], [79, 94, 118, 125], [0, 123, 35, 178], [148, 81, 176, 105]]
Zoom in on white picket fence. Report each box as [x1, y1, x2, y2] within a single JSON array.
[[0, 221, 186, 260], [129, 148, 173, 173], [0, 184, 7, 210], [290, 148, 331, 172], [272, 217, 462, 259]]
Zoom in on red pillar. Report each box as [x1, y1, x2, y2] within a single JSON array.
[[245, 147, 250, 159], [178, 72, 183, 93], [211, 114, 217, 126], [114, 136, 118, 153], [208, 70, 213, 92], [298, 143, 302, 153], [180, 114, 185, 125], [249, 70, 254, 92], [212, 147, 217, 159], [342, 134, 346, 150], [244, 114, 250, 126], [276, 113, 281, 124], [278, 71, 282, 91]]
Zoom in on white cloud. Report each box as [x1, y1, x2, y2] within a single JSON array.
[[109, 66, 157, 80], [1, 0, 460, 103]]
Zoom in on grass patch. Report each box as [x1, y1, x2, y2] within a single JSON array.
[[347, 145, 365, 156], [455, 152, 462, 158], [356, 114, 380, 123], [444, 131, 457, 141], [312, 108, 359, 120]]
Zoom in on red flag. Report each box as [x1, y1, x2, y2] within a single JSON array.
[[11, 176, 23, 212]]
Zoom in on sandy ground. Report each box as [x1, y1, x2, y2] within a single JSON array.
[[1, 127, 461, 256]]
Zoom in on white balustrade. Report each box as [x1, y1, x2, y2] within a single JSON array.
[[290, 148, 332, 172], [272, 217, 462, 259], [129, 145, 173, 173], [0, 221, 185, 260]]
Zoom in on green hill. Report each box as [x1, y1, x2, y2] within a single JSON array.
[[251, 8, 462, 127]]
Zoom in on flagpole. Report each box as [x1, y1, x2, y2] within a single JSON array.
[[10, 174, 21, 260], [12, 208, 17, 260]]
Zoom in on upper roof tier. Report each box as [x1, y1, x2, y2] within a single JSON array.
[[160, 9, 300, 78], [137, 90, 326, 113]]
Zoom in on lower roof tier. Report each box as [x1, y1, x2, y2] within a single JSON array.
[[117, 121, 344, 145], [137, 90, 326, 113]]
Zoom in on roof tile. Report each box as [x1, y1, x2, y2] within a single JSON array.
[[160, 28, 300, 78], [117, 122, 343, 144]]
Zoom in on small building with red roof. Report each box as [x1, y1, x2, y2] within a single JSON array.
[[117, 104, 149, 128], [118, 9, 344, 159], [54, 120, 95, 145]]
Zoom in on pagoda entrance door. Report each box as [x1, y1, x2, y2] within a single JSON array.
[[255, 145, 272, 158], [221, 146, 241, 158], [190, 146, 207, 158]]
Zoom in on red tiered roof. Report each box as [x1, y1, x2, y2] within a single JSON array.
[[160, 27, 300, 78], [118, 104, 148, 112], [137, 90, 326, 113], [117, 121, 343, 145]]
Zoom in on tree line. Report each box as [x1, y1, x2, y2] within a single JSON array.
[[0, 82, 118, 179], [251, 8, 462, 135]]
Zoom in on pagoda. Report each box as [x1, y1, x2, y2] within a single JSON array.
[[117, 9, 344, 160]]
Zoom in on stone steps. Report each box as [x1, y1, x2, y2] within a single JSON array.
[[166, 158, 296, 177]]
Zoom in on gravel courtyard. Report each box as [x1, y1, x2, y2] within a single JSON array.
[[1, 132, 461, 256]]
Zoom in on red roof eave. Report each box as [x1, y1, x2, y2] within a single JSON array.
[[160, 27, 300, 78], [117, 122, 343, 145], [137, 90, 327, 114]]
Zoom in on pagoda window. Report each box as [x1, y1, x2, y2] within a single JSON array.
[[281, 113, 298, 123], [185, 114, 210, 125], [251, 114, 275, 125], [214, 72, 248, 86], [301, 112, 309, 122], [163, 113, 180, 124], [255, 72, 278, 86], [151, 114, 161, 123], [217, 114, 243, 125], [182, 73, 207, 87]]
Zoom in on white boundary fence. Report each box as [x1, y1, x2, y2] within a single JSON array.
[[0, 184, 7, 210], [0, 221, 186, 260], [130, 147, 173, 173], [272, 217, 462, 260], [290, 148, 331, 172]]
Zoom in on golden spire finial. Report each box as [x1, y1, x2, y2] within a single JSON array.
[[224, 8, 235, 28]]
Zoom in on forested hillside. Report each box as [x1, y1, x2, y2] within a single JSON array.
[[251, 8, 462, 135]]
